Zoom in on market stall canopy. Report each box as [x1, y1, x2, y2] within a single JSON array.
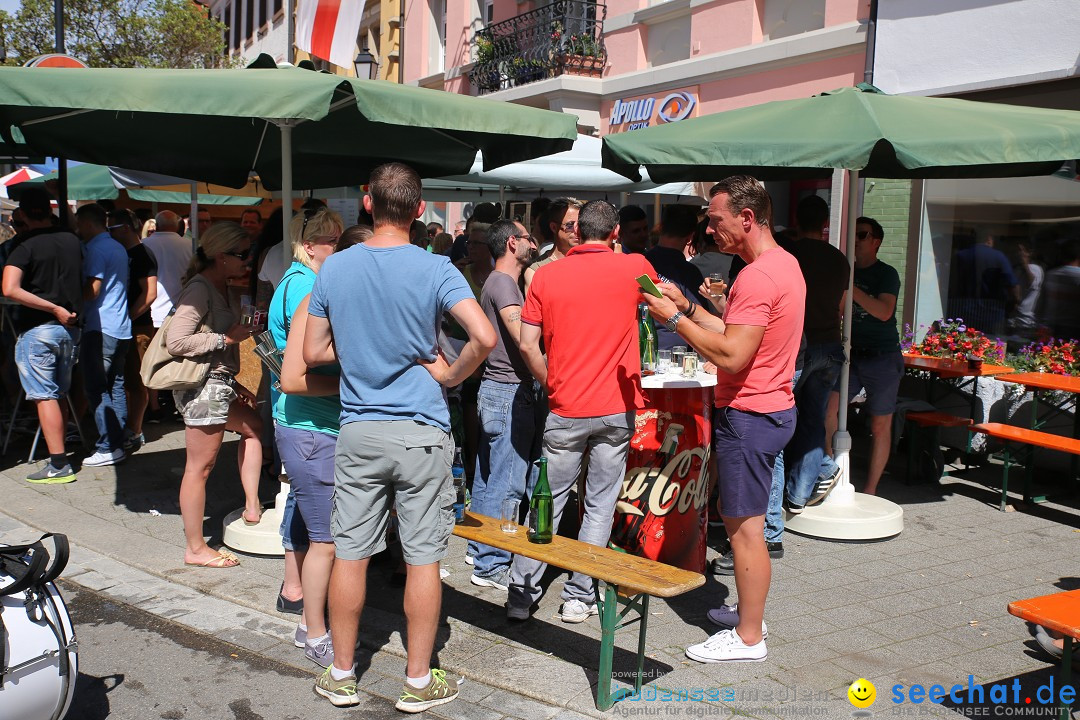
[[0, 54, 578, 190], [9, 163, 262, 205], [435, 134, 698, 196], [0, 166, 42, 198], [601, 84, 1080, 183]]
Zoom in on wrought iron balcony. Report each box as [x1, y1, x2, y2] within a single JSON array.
[[471, 0, 607, 94]]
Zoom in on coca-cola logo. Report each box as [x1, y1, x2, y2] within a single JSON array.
[[620, 446, 710, 517]]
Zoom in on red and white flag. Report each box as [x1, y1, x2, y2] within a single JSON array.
[[295, 0, 366, 72]]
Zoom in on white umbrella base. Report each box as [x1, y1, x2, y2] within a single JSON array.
[[783, 492, 904, 541], [222, 481, 287, 557]]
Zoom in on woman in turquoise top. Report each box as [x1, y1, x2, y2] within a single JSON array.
[[268, 206, 344, 669]]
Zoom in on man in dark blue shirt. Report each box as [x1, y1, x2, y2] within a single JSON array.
[[645, 204, 713, 349]]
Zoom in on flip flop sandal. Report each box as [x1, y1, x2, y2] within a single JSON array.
[[185, 550, 240, 568]]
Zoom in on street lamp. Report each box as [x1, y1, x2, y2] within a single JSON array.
[[354, 43, 378, 80]]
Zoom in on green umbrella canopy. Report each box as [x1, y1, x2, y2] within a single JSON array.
[[10, 163, 262, 205], [602, 84, 1080, 182], [0, 55, 577, 190]]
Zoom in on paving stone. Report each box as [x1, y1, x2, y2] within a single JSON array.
[[477, 688, 564, 719]]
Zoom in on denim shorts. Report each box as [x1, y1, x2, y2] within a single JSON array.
[[173, 376, 236, 427], [842, 351, 904, 416], [332, 420, 454, 565], [276, 424, 337, 544], [15, 323, 79, 400], [713, 406, 796, 518]]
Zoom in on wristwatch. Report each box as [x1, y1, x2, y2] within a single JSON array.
[[665, 311, 685, 332]]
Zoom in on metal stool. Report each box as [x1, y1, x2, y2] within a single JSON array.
[[2, 390, 88, 462]]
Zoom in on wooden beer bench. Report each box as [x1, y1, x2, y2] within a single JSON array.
[[452, 512, 705, 710], [904, 410, 972, 484], [970, 423, 1080, 511]]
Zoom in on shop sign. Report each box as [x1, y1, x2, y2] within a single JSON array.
[[609, 89, 697, 133]]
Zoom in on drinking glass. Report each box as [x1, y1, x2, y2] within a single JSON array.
[[708, 273, 725, 297], [682, 351, 699, 378], [500, 499, 520, 533], [657, 349, 672, 374], [671, 345, 686, 371]]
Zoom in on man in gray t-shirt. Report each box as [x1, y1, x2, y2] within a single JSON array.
[[468, 219, 543, 590]]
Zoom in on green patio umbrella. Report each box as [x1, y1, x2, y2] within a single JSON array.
[[602, 84, 1080, 182], [0, 55, 577, 190], [601, 84, 1080, 538], [11, 163, 262, 205]]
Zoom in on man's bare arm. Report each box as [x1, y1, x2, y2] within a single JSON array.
[[2, 265, 77, 326], [851, 288, 896, 323], [641, 290, 764, 374], [281, 298, 340, 395], [129, 275, 157, 321], [498, 304, 523, 347], [422, 298, 496, 387]]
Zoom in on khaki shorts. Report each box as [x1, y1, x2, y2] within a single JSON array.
[[332, 420, 454, 565], [173, 376, 236, 427]]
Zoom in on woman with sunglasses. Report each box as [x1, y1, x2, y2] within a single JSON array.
[[267, 207, 344, 666], [167, 222, 263, 568]]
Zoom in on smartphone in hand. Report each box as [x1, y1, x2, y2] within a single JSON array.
[[636, 274, 663, 298]]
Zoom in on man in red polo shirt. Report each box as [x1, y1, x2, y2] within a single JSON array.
[[508, 200, 658, 623], [643, 176, 804, 663]]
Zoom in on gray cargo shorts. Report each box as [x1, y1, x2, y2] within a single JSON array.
[[332, 420, 455, 565]]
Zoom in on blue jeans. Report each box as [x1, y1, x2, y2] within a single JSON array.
[[81, 331, 129, 453], [470, 379, 542, 578], [765, 369, 800, 544], [509, 410, 633, 607], [786, 344, 844, 506], [14, 323, 78, 400]]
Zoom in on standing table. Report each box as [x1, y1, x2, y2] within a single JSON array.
[[610, 372, 715, 574]]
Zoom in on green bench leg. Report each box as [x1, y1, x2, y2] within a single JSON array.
[[597, 583, 617, 710], [1001, 448, 1011, 512], [595, 584, 651, 711]]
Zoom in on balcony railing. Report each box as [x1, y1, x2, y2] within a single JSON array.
[[471, 0, 607, 94]]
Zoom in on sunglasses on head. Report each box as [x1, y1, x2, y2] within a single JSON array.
[[301, 206, 322, 237]]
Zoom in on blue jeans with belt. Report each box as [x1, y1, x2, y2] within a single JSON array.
[[81, 331, 129, 454], [470, 378, 543, 578]]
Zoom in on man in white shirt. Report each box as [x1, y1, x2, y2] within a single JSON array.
[[141, 211, 193, 328]]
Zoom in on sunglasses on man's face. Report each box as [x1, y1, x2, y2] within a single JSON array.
[[561, 221, 577, 232], [855, 230, 872, 240]]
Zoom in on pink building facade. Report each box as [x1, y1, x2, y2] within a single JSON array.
[[403, 0, 869, 138]]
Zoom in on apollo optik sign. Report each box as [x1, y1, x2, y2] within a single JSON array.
[[607, 88, 697, 133]]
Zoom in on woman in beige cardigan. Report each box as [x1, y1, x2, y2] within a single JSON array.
[[167, 222, 262, 568]]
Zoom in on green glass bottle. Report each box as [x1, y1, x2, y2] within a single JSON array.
[[639, 303, 656, 376], [528, 458, 553, 544]]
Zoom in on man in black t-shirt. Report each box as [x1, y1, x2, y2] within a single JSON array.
[[1, 188, 83, 484], [107, 209, 158, 451], [826, 216, 902, 496]]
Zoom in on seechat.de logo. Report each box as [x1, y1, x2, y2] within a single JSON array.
[[656, 92, 696, 123]]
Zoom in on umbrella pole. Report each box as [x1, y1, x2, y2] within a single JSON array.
[[281, 122, 293, 267], [830, 169, 859, 502], [189, 182, 198, 252]]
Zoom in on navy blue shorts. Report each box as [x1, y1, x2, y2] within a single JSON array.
[[276, 424, 338, 544], [837, 351, 904, 416], [713, 406, 796, 518]]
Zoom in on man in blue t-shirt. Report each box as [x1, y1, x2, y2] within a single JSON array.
[[76, 204, 131, 467], [306, 162, 496, 712]]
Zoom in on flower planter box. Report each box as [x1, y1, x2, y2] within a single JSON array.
[[558, 53, 602, 77]]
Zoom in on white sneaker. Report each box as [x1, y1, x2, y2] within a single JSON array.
[[464, 553, 474, 566], [470, 569, 509, 592], [559, 599, 599, 624], [83, 448, 125, 467], [294, 624, 307, 648], [686, 628, 767, 663], [706, 603, 768, 638]]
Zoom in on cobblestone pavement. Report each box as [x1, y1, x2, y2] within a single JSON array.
[[1, 417, 1077, 719]]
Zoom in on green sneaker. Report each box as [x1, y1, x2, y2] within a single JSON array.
[[26, 462, 76, 485], [314, 667, 359, 707], [395, 668, 460, 713]]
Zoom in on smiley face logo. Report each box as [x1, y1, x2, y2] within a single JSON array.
[[848, 678, 876, 708]]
